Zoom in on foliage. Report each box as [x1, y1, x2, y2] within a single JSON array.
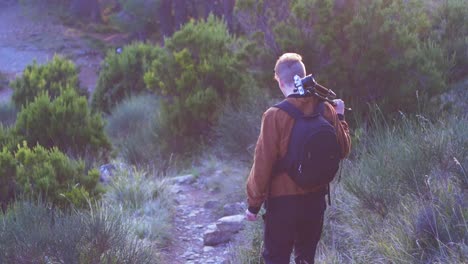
[[0, 143, 102, 209], [105, 95, 161, 166], [92, 42, 162, 113], [0, 102, 17, 127], [15, 88, 111, 160], [0, 201, 159, 263], [0, 147, 16, 210], [431, 0, 468, 81], [145, 15, 253, 154], [10, 55, 86, 107], [236, 0, 453, 115]]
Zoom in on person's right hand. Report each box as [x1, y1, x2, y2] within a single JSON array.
[[245, 209, 257, 221], [333, 99, 345, 115]]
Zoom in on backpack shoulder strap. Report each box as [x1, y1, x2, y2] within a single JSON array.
[[273, 100, 303, 119]]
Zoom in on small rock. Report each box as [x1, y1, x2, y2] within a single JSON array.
[[169, 174, 196, 185], [203, 214, 245, 246], [216, 215, 245, 233]]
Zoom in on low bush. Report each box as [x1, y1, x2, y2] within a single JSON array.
[[10, 55, 86, 107], [145, 15, 254, 154], [0, 143, 102, 209], [0, 200, 159, 263], [105, 94, 160, 166], [15, 88, 111, 161], [92, 42, 162, 113]]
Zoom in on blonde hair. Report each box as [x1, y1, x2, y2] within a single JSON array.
[[274, 53, 306, 88]]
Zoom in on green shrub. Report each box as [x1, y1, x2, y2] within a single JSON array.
[[431, 0, 468, 81], [0, 148, 16, 211], [106, 94, 160, 165], [0, 102, 17, 127], [237, 0, 452, 115], [0, 201, 159, 263], [15, 88, 111, 160], [92, 42, 162, 113], [10, 55, 86, 107], [0, 143, 102, 208], [145, 15, 253, 154]]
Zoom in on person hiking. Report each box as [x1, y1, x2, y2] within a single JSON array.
[[245, 53, 351, 264]]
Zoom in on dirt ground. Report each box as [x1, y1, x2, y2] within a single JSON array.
[[0, 3, 108, 100]]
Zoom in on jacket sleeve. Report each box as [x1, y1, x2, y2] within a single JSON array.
[[246, 108, 280, 214], [323, 103, 352, 158]]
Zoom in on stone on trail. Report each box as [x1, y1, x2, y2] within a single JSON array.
[[203, 214, 245, 246], [169, 174, 196, 185]]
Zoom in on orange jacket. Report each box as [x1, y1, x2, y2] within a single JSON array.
[[246, 95, 351, 213]]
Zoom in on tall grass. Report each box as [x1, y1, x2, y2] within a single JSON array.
[[317, 112, 468, 263], [0, 200, 159, 263], [231, 112, 467, 263], [103, 168, 173, 245]]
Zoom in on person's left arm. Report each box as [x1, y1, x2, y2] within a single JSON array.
[[246, 108, 280, 216]]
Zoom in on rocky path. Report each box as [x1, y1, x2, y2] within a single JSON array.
[[163, 167, 248, 264]]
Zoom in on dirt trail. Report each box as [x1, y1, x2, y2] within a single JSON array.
[[162, 163, 249, 264], [164, 183, 232, 264]]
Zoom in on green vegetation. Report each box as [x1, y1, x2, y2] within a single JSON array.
[[432, 0, 468, 81], [92, 42, 162, 113], [2, 0, 466, 262], [105, 95, 160, 166], [103, 168, 173, 244], [15, 88, 111, 160], [0, 201, 158, 263], [10, 55, 86, 107], [0, 102, 17, 127], [236, 0, 456, 114], [0, 143, 101, 209], [145, 15, 253, 154]]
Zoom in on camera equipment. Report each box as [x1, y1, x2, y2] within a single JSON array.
[[294, 74, 337, 103], [294, 74, 351, 111]]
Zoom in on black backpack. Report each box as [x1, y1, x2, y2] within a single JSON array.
[[274, 100, 341, 190]]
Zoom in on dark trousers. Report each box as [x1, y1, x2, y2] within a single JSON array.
[[262, 192, 327, 264]]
